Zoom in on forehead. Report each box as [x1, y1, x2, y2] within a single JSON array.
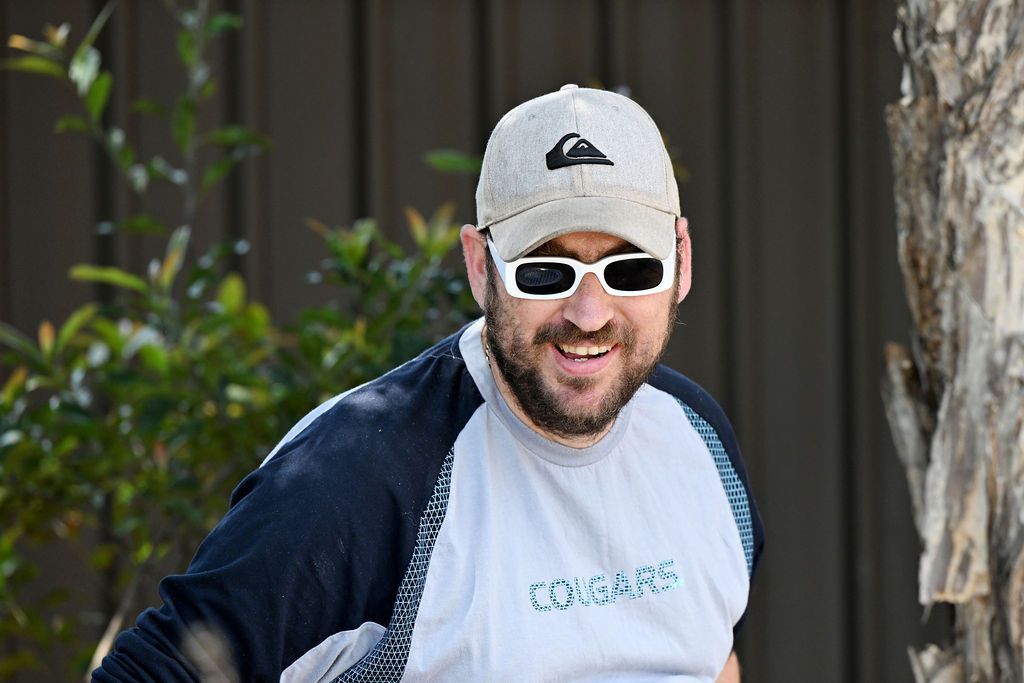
[[528, 231, 642, 260]]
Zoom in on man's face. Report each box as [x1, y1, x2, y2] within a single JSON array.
[[481, 231, 681, 440]]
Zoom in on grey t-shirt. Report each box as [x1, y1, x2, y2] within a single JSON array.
[[94, 319, 763, 682]]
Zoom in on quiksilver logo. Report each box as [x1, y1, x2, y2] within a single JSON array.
[[545, 133, 614, 170]]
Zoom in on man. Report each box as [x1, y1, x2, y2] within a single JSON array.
[[95, 85, 764, 682]]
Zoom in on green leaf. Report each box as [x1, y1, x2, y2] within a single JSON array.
[[424, 202, 459, 256], [55, 115, 89, 134], [245, 302, 270, 335], [118, 214, 167, 234], [131, 97, 169, 117], [85, 70, 113, 121], [200, 79, 217, 99], [90, 544, 117, 571], [172, 96, 197, 154], [405, 207, 428, 247], [1, 56, 65, 79], [69, 264, 148, 293], [55, 303, 98, 356], [423, 149, 482, 174], [37, 321, 55, 359], [217, 274, 246, 313], [91, 318, 123, 352], [205, 12, 243, 36], [200, 155, 238, 193], [117, 142, 137, 171], [7, 34, 64, 60], [205, 125, 270, 149], [68, 45, 100, 96], [138, 344, 168, 377], [0, 323, 42, 363], [176, 29, 195, 68], [159, 226, 191, 290], [1, 367, 28, 407], [133, 541, 154, 565]]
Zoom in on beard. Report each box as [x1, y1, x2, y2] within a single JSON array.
[[483, 265, 677, 440]]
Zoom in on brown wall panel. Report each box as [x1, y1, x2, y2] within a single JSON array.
[[2, 1, 97, 332], [1, 1, 937, 681], [391, 0, 477, 229], [728, 1, 849, 679], [487, 0, 600, 121], [251, 0, 358, 318], [120, 0, 231, 276], [0, 1, 7, 323], [363, 0, 479, 241]]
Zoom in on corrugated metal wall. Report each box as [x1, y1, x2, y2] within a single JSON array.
[[1, 1, 949, 680]]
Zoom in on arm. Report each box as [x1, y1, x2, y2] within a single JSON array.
[[92, 428, 418, 680], [93, 350, 477, 680], [716, 651, 741, 683]]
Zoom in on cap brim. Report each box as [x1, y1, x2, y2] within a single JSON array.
[[486, 196, 677, 261]]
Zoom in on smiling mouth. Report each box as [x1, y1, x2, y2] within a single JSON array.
[[556, 343, 614, 362]]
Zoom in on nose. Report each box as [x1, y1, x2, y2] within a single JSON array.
[[562, 273, 614, 332]]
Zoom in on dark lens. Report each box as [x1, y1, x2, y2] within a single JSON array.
[[605, 258, 664, 291], [515, 263, 576, 295]]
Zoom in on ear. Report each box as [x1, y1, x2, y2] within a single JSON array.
[[675, 217, 692, 303], [461, 224, 488, 309]]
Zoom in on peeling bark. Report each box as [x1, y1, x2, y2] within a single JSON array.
[[884, 1, 1024, 681]]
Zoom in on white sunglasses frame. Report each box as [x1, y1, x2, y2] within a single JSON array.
[[486, 237, 675, 300]]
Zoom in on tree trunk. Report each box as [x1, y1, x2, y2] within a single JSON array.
[[883, 1, 1024, 681]]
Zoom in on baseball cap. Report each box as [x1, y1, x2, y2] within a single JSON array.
[[476, 84, 680, 261]]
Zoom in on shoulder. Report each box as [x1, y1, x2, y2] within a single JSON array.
[[256, 326, 484, 494], [646, 364, 740, 456], [645, 364, 765, 589], [95, 328, 488, 680], [180, 329, 486, 674]]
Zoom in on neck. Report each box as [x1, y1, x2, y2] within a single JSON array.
[[481, 325, 614, 449]]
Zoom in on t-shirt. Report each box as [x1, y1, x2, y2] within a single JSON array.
[[94, 318, 764, 682]]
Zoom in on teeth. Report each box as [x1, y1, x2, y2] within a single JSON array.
[[557, 343, 612, 356]]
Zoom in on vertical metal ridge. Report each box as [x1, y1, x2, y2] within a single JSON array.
[[718, 0, 765, 671], [595, 0, 611, 87], [224, 0, 244, 275], [834, 0, 859, 680], [474, 0, 491, 156], [111, 0, 138, 275], [240, 0, 271, 300], [93, 0, 116, 302], [0, 4, 9, 322], [715, 0, 737, 429], [230, 0, 273, 303], [351, 0, 368, 220]]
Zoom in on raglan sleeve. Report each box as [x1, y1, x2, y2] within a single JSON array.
[[702, 397, 765, 637], [648, 365, 765, 636], [90, 429, 411, 681]]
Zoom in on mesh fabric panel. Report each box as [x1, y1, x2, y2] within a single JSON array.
[[679, 401, 754, 575], [333, 448, 455, 682]]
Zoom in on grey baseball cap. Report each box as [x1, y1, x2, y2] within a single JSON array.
[[476, 84, 680, 261]]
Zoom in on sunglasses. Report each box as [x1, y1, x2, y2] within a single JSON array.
[[487, 237, 675, 300]]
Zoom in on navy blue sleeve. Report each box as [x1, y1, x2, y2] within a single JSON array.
[[92, 333, 484, 681], [647, 365, 766, 635]]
